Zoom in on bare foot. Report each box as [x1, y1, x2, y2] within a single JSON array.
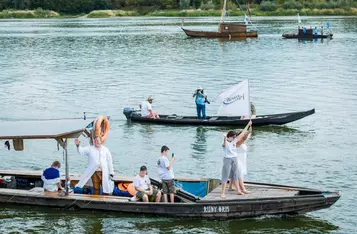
[[243, 190, 250, 194], [237, 191, 245, 195], [220, 194, 226, 198], [228, 188, 234, 191]]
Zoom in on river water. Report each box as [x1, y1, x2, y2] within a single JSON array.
[[0, 16, 356, 233]]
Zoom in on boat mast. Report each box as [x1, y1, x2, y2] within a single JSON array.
[[220, 0, 227, 23]]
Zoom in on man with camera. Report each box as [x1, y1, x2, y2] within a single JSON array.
[[157, 145, 176, 203], [193, 87, 210, 120]]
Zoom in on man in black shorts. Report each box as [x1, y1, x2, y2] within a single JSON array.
[[157, 145, 176, 203]]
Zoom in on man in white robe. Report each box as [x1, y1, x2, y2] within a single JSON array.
[[74, 137, 114, 195]]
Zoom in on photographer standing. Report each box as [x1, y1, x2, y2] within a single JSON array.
[[193, 87, 209, 120]]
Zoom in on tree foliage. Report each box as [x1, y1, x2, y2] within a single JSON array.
[[0, 0, 356, 14]]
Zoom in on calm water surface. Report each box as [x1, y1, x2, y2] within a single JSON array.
[[0, 16, 356, 233]]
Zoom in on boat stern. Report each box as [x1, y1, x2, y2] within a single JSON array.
[[123, 107, 134, 120]]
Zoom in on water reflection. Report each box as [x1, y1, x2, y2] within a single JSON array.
[[0, 205, 339, 234], [209, 125, 303, 135], [191, 127, 208, 158]]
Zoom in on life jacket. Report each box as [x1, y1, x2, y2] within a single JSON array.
[[118, 182, 130, 191]]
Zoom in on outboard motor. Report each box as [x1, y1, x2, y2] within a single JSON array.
[[123, 107, 134, 120]]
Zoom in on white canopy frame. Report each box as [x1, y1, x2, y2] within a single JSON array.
[[0, 118, 94, 196]]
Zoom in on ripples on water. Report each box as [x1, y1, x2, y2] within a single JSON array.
[[0, 16, 356, 233]]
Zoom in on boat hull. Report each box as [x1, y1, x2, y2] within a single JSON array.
[[123, 109, 315, 126], [0, 189, 340, 219], [0, 170, 340, 219], [182, 28, 258, 38], [282, 33, 333, 39]]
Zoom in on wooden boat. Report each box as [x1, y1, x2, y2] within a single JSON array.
[[182, 0, 257, 38], [0, 117, 340, 219], [283, 28, 333, 39], [123, 108, 315, 126], [0, 170, 340, 219], [182, 24, 258, 38]]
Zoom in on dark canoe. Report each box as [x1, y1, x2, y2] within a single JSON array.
[[123, 108, 315, 126], [182, 28, 258, 38], [282, 33, 333, 39], [0, 170, 340, 219]]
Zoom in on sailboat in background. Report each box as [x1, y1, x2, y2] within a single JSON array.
[[182, 0, 258, 38]]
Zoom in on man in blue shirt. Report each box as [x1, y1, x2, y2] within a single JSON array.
[[41, 161, 63, 192], [314, 27, 318, 36]]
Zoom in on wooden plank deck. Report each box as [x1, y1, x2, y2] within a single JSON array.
[[201, 184, 299, 201], [0, 188, 130, 203]]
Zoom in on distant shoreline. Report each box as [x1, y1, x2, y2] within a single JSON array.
[[1, 8, 357, 19]]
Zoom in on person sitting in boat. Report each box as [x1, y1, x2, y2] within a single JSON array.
[[321, 26, 324, 36], [303, 27, 307, 35], [250, 98, 256, 118], [241, 98, 256, 119], [157, 145, 176, 203], [193, 87, 208, 120], [41, 161, 64, 192], [74, 137, 114, 195], [140, 96, 160, 119], [134, 166, 162, 203]]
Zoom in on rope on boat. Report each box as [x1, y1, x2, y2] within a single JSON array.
[[80, 199, 93, 209], [7, 194, 16, 202], [234, 0, 258, 31], [65, 199, 78, 209]]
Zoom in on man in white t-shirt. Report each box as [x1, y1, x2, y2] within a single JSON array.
[[157, 145, 176, 203], [140, 96, 160, 119], [133, 166, 161, 202]]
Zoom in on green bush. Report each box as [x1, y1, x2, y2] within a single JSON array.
[[259, 1, 277, 11], [200, 0, 215, 10], [87, 11, 112, 17], [179, 0, 190, 9], [283, 0, 303, 10]]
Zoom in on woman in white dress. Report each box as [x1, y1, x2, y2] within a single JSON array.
[[228, 121, 252, 194], [236, 130, 251, 193]]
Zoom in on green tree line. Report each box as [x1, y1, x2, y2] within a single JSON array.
[[0, 0, 356, 14]]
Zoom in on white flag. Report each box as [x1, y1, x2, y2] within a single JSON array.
[[297, 13, 301, 24], [216, 80, 251, 117]]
